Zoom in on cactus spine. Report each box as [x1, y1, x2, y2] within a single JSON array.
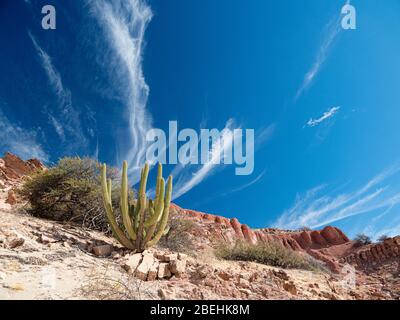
[[101, 161, 172, 252]]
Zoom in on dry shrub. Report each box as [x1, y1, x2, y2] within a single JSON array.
[[215, 241, 325, 271], [158, 212, 196, 255], [18, 157, 128, 233], [79, 266, 158, 300], [354, 234, 372, 247]]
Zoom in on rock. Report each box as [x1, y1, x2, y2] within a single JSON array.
[[147, 262, 159, 281], [0, 153, 44, 187], [249, 272, 260, 282], [239, 288, 252, 296], [122, 253, 142, 274], [92, 244, 113, 257], [158, 288, 175, 300], [283, 281, 297, 295], [321, 291, 338, 300], [321, 226, 345, 245], [230, 218, 244, 239], [164, 253, 178, 262], [7, 237, 24, 249], [158, 263, 172, 279], [204, 278, 216, 287], [5, 190, 16, 205], [196, 264, 213, 278], [271, 269, 290, 281], [169, 259, 186, 277], [37, 234, 58, 245], [177, 253, 188, 261], [217, 271, 233, 281], [241, 224, 257, 244], [135, 253, 155, 281], [237, 278, 250, 289]]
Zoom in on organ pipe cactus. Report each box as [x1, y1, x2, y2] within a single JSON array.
[[101, 161, 172, 252]]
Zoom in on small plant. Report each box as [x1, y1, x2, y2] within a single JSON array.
[[354, 234, 372, 247], [298, 226, 312, 232], [101, 161, 172, 252], [215, 241, 325, 271], [158, 213, 196, 254], [378, 234, 390, 243]]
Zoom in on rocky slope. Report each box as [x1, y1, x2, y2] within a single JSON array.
[[0, 153, 399, 300]]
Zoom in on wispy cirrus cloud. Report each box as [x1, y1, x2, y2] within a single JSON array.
[[90, 0, 153, 182], [221, 168, 266, 195], [295, 1, 350, 100], [172, 119, 236, 200], [29, 32, 88, 150], [0, 109, 48, 161], [255, 124, 275, 150], [274, 164, 400, 230], [306, 106, 340, 127]]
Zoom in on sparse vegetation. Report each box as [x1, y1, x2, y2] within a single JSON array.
[[354, 234, 372, 247], [298, 226, 312, 232], [378, 235, 390, 243], [79, 266, 158, 300], [158, 212, 196, 254], [18, 157, 122, 233], [215, 241, 325, 271]]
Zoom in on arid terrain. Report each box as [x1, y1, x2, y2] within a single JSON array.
[[0, 153, 399, 300]]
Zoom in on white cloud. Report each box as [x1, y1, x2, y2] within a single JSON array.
[[90, 0, 153, 182], [0, 110, 48, 162], [274, 164, 400, 230], [306, 106, 340, 127], [222, 168, 266, 195], [29, 32, 88, 150], [255, 124, 275, 149], [172, 119, 235, 200], [295, 1, 350, 100], [48, 115, 65, 141]]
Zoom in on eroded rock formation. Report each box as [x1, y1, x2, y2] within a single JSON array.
[[341, 236, 400, 269], [0, 152, 45, 188]]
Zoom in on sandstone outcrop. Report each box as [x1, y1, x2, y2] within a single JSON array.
[[172, 204, 349, 251], [0, 152, 45, 187], [0, 153, 45, 207], [341, 236, 400, 269]]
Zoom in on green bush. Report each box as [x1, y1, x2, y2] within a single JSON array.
[[18, 157, 125, 232], [215, 241, 325, 271]]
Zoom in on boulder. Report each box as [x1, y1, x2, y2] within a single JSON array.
[[123, 253, 142, 274], [92, 244, 113, 257], [5, 190, 16, 205], [158, 263, 172, 279], [7, 237, 24, 249], [147, 262, 159, 281], [135, 253, 155, 281], [169, 259, 186, 277]]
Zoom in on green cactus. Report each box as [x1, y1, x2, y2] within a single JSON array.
[[101, 161, 172, 252]]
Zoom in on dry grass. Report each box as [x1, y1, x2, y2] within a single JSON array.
[[158, 214, 196, 255], [79, 266, 159, 300], [215, 241, 326, 272]]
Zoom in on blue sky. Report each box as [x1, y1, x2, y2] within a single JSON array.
[[1, 0, 400, 239]]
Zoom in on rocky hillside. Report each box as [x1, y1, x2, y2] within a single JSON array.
[[0, 153, 399, 300]]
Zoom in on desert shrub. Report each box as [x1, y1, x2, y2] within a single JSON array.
[[215, 241, 325, 271], [18, 157, 125, 232], [377, 235, 390, 243], [354, 234, 372, 247], [158, 212, 196, 254], [298, 226, 312, 232]]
